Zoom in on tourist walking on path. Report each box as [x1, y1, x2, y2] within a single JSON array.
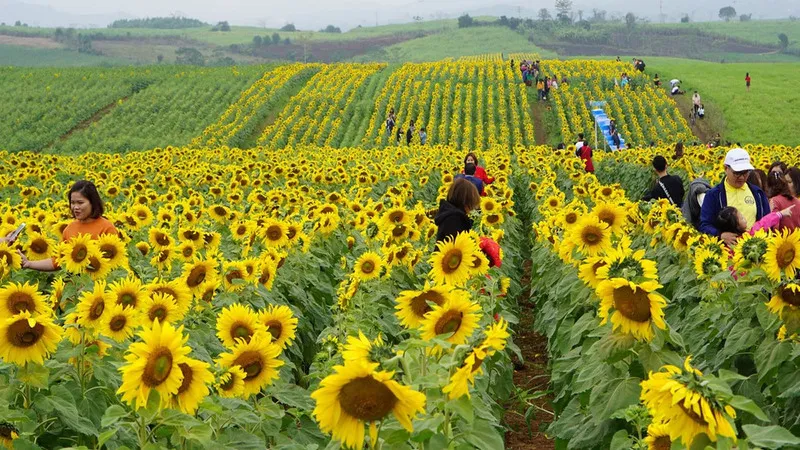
[[699, 148, 770, 247], [406, 120, 415, 145], [463, 152, 494, 186], [386, 108, 396, 135], [434, 179, 480, 243]]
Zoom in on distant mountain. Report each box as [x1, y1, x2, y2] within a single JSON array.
[[0, 1, 132, 28]]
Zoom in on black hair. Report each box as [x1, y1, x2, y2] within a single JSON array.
[[715, 206, 745, 234], [578, 132, 584, 140], [766, 171, 793, 200], [464, 162, 477, 176], [652, 156, 667, 172], [68, 180, 104, 219]]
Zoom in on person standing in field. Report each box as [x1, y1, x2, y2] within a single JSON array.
[[406, 120, 415, 145], [385, 108, 396, 136], [419, 127, 427, 145], [692, 91, 702, 115], [745, 73, 751, 91]]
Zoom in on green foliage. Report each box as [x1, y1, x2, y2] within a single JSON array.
[[175, 47, 205, 66], [719, 6, 738, 22], [109, 17, 208, 29]]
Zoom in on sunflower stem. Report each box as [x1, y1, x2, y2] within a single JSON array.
[[137, 412, 149, 447]]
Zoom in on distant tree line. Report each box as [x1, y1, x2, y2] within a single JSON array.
[[109, 17, 207, 29], [251, 33, 291, 47]]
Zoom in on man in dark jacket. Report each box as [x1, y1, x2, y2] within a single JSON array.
[[699, 148, 770, 246], [682, 178, 712, 229], [434, 178, 480, 243], [406, 120, 415, 145], [642, 155, 685, 207], [454, 163, 485, 195]]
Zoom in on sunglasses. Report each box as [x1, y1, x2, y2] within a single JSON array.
[[731, 169, 751, 178]]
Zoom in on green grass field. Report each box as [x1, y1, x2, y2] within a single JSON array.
[[646, 57, 800, 145], [652, 20, 800, 51], [0, 44, 126, 66], [352, 27, 555, 63]]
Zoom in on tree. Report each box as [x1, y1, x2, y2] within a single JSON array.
[[577, 20, 591, 30], [625, 12, 636, 29], [272, 33, 281, 44], [175, 47, 204, 65], [157, 54, 164, 63], [680, 14, 690, 23], [590, 9, 607, 23], [252, 35, 262, 46], [457, 14, 474, 28], [739, 14, 752, 22], [538, 8, 552, 21], [719, 6, 737, 22], [280, 23, 296, 32], [14, 20, 21, 26], [778, 33, 789, 50], [321, 25, 341, 33], [283, 38, 291, 45], [577, 10, 584, 22], [219, 21, 231, 32], [555, 0, 573, 24]]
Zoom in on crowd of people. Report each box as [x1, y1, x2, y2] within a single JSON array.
[[515, 59, 567, 101], [385, 108, 428, 145], [633, 148, 800, 248]]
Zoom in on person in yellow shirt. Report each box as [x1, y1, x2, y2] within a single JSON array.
[[698, 148, 771, 247]]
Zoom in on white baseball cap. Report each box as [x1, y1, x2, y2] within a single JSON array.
[[724, 148, 754, 172]]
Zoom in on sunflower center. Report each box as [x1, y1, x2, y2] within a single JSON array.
[[361, 261, 375, 275], [565, 212, 578, 224], [652, 436, 671, 450], [434, 310, 463, 335], [581, 226, 602, 245], [777, 244, 797, 268], [679, 403, 709, 426], [226, 270, 243, 284], [110, 316, 127, 332], [182, 246, 193, 258], [86, 256, 102, 273], [8, 292, 34, 314], [612, 285, 652, 323], [266, 225, 282, 241], [156, 234, 170, 246], [392, 225, 407, 237], [176, 363, 194, 395], [265, 320, 282, 341], [443, 249, 463, 273], [338, 375, 398, 422], [471, 355, 485, 373], [220, 374, 235, 390], [143, 348, 174, 387], [233, 350, 263, 380], [7, 319, 43, 347], [187, 266, 206, 287], [781, 287, 800, 307], [100, 244, 117, 259], [120, 293, 136, 308], [410, 291, 446, 317], [30, 239, 48, 254], [150, 306, 167, 321], [89, 299, 105, 320], [72, 245, 88, 262], [598, 212, 615, 227], [232, 323, 253, 341]]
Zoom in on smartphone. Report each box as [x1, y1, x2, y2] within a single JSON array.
[[7, 223, 25, 242]]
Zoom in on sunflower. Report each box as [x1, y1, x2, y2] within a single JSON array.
[[420, 296, 482, 355], [442, 345, 490, 400], [217, 332, 283, 397], [597, 278, 667, 342], [197, 277, 220, 306], [567, 215, 612, 257], [117, 320, 192, 410], [342, 332, 395, 367], [0, 311, 63, 366], [395, 283, 457, 329], [108, 276, 145, 310], [261, 219, 289, 248], [148, 227, 174, 250], [181, 258, 218, 295], [732, 230, 769, 270], [644, 421, 672, 450], [230, 220, 255, 243], [76, 281, 109, 329], [693, 248, 730, 281], [167, 357, 214, 415], [96, 233, 127, 269], [763, 230, 800, 282], [216, 303, 265, 349], [100, 303, 139, 342], [258, 304, 298, 350], [175, 241, 196, 262], [215, 365, 246, 398], [24, 232, 55, 260], [141, 292, 184, 326], [640, 356, 737, 446], [352, 251, 383, 282], [0, 281, 48, 317], [428, 233, 478, 287], [0, 421, 19, 448], [51, 276, 66, 311], [592, 203, 628, 235], [149, 246, 174, 272], [311, 361, 426, 450], [0, 241, 21, 271], [578, 256, 609, 289], [147, 279, 192, 317], [135, 242, 150, 256], [596, 242, 658, 283], [222, 261, 249, 292], [59, 234, 96, 273], [767, 283, 800, 329]]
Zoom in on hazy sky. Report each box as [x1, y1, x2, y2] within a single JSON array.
[[9, 0, 799, 29]]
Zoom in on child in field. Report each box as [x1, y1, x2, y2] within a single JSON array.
[[715, 204, 794, 243], [745, 72, 751, 91]]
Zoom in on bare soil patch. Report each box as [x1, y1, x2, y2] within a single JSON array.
[[0, 35, 62, 49]]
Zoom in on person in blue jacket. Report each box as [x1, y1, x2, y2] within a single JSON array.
[[699, 148, 770, 247]]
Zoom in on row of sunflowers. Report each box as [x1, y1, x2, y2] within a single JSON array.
[[0, 143, 526, 449], [519, 143, 800, 449]]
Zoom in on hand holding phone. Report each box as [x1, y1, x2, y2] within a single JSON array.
[[6, 223, 26, 243]]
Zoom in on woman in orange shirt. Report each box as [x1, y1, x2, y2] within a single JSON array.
[[19, 180, 118, 271]]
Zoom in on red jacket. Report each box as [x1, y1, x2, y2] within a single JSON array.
[[462, 166, 494, 185], [579, 146, 594, 173]]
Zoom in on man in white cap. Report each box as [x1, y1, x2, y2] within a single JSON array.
[[699, 148, 770, 246]]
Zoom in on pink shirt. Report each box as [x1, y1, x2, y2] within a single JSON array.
[[770, 196, 800, 231]]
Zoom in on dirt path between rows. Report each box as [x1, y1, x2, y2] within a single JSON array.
[[41, 96, 129, 151], [530, 101, 549, 146], [504, 260, 554, 449]]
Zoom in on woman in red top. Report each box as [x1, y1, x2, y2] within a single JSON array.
[[767, 172, 800, 232], [745, 72, 751, 91], [463, 152, 494, 185], [19, 180, 118, 271]]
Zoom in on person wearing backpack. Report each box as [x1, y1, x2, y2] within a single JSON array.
[[642, 156, 685, 207]]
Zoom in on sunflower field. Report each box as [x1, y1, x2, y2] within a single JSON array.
[[2, 57, 800, 450]]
